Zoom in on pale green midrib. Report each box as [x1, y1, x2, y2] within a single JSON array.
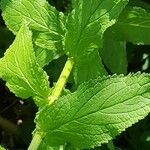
[[19, 33, 47, 98]]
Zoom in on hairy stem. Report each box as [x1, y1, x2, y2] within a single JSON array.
[[28, 57, 74, 150]]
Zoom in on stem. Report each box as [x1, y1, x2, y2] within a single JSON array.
[[28, 133, 42, 150], [28, 57, 74, 150], [48, 57, 74, 105]]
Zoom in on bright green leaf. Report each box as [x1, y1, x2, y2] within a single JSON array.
[[0, 23, 50, 103], [0, 0, 65, 53], [65, 0, 129, 57], [65, 0, 128, 85], [36, 73, 150, 148], [34, 45, 63, 67], [74, 50, 107, 85]]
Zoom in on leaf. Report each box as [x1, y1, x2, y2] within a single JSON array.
[[115, 6, 150, 45], [65, 0, 128, 85], [0, 0, 65, 53], [65, 0, 129, 57], [38, 142, 60, 150], [34, 45, 63, 67], [74, 50, 107, 85], [101, 6, 150, 74], [0, 23, 50, 103], [36, 73, 150, 148]]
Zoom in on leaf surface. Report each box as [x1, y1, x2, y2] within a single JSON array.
[[65, 0, 128, 85], [74, 50, 107, 85], [115, 6, 150, 44], [65, 0, 129, 57], [0, 23, 50, 102], [36, 73, 150, 148], [0, 0, 65, 53], [34, 46, 63, 67], [101, 27, 127, 74]]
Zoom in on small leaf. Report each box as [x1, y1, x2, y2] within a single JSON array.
[[36, 73, 150, 148], [0, 23, 50, 104]]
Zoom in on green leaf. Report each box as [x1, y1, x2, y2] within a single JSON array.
[[74, 50, 107, 85], [115, 6, 150, 45], [0, 23, 50, 103], [101, 6, 150, 74], [101, 27, 127, 74], [34, 45, 63, 67], [0, 0, 65, 52], [36, 73, 150, 148], [38, 142, 60, 150], [65, 0, 129, 57], [65, 0, 128, 85]]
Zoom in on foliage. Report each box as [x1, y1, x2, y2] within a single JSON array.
[[0, 146, 5, 150], [0, 0, 150, 149]]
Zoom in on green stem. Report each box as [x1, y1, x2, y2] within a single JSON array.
[[48, 57, 74, 105], [28, 133, 42, 150], [28, 57, 74, 150]]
